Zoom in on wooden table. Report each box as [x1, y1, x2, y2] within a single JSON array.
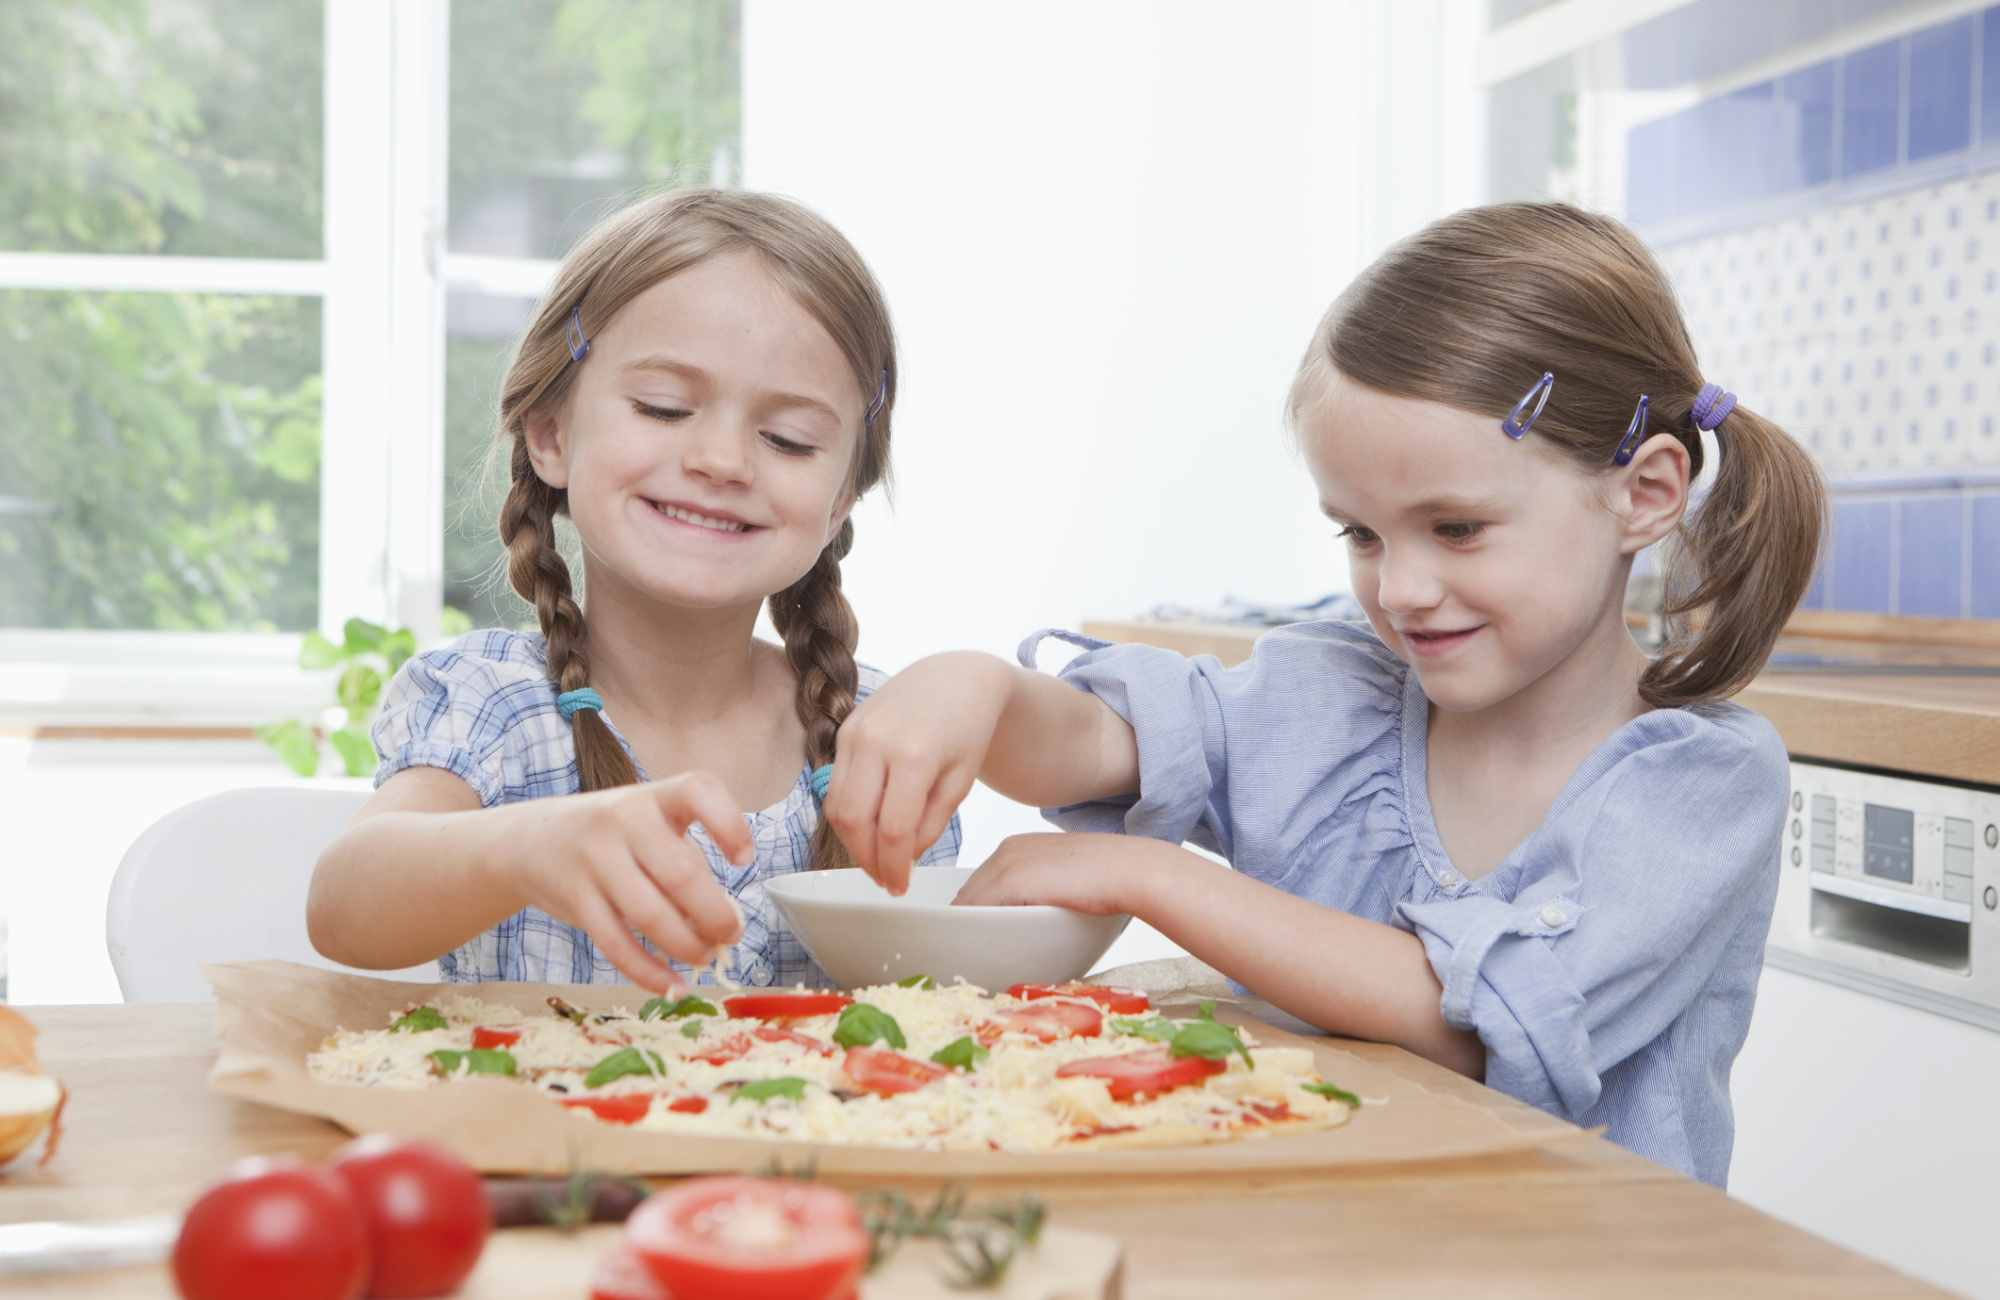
[[0, 1004, 1952, 1299]]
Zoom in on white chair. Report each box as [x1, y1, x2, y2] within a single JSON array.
[[106, 786, 440, 1002]]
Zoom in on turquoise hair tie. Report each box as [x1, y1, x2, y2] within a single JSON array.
[[810, 764, 834, 800], [556, 687, 603, 720]]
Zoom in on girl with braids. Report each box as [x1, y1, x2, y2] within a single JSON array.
[[826, 203, 1824, 1186], [309, 189, 959, 993]]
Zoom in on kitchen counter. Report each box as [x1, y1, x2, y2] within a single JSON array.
[[0, 1002, 1949, 1298]]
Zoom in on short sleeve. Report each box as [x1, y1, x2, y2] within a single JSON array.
[[1397, 707, 1788, 1123], [369, 631, 570, 807]]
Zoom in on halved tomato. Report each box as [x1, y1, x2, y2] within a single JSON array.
[[1007, 982, 1151, 1014], [722, 991, 853, 1020], [625, 1176, 868, 1300], [471, 1027, 522, 1050], [1055, 1048, 1226, 1100], [667, 1096, 709, 1115], [842, 1047, 945, 1096], [980, 1000, 1103, 1044], [561, 1094, 655, 1125], [752, 1026, 834, 1056]]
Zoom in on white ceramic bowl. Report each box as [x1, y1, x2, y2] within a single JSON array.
[[765, 867, 1130, 992]]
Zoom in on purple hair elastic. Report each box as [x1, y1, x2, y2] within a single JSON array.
[[1692, 382, 1735, 431], [1501, 372, 1555, 439], [864, 368, 888, 427], [566, 306, 590, 362]]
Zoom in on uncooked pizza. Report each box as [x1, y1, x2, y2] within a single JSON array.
[[306, 979, 1362, 1152]]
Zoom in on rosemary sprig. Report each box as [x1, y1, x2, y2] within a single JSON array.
[[855, 1183, 1047, 1288]]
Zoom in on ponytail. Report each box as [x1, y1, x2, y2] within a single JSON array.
[[770, 520, 862, 872], [498, 440, 640, 793], [1643, 403, 1826, 707]]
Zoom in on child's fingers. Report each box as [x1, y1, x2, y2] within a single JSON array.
[[823, 748, 890, 881], [602, 864, 721, 966], [872, 758, 936, 896], [625, 822, 744, 948], [652, 771, 756, 867], [572, 892, 687, 995], [913, 765, 978, 865]]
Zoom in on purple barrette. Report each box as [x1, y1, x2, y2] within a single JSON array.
[[1501, 372, 1555, 439], [1612, 394, 1650, 466], [1692, 382, 1736, 431], [566, 306, 590, 362], [864, 368, 888, 428]]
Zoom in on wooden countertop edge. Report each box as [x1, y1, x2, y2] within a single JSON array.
[[1736, 678, 2000, 785]]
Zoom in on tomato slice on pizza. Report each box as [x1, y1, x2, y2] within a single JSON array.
[[980, 1000, 1103, 1043], [1056, 1048, 1226, 1100], [722, 991, 853, 1019], [1006, 982, 1152, 1014], [842, 1047, 945, 1096]]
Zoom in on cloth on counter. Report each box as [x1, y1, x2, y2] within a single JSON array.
[[372, 629, 962, 989], [1021, 620, 1786, 1188]]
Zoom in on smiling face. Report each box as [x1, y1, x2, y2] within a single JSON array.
[[1298, 368, 1679, 715], [525, 250, 867, 616]]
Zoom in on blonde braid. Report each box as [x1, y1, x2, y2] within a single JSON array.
[[769, 519, 861, 870]]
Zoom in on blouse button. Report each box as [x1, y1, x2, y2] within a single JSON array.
[[1437, 870, 1463, 889], [1539, 905, 1566, 929], [749, 964, 774, 987]]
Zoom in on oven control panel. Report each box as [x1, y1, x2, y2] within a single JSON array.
[[1770, 760, 2000, 1030]]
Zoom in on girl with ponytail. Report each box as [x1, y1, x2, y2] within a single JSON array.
[[827, 203, 1823, 1186], [309, 189, 959, 993]]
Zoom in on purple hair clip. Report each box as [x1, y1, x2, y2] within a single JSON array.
[[1612, 395, 1650, 466], [864, 368, 888, 428], [1692, 382, 1736, 431], [566, 306, 590, 362], [1501, 372, 1555, 439]]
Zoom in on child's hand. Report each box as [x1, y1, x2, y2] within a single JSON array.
[[502, 772, 753, 993], [824, 652, 1018, 894], [952, 833, 1145, 916]]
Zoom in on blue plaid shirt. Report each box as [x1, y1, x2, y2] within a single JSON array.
[[371, 629, 961, 989]]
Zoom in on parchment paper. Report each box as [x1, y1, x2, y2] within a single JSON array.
[[204, 960, 1583, 1176]]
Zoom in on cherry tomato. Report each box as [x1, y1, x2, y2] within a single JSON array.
[[1007, 982, 1152, 1014], [981, 1000, 1103, 1043], [667, 1095, 709, 1114], [329, 1134, 490, 1298], [722, 991, 853, 1019], [471, 1027, 521, 1050], [753, 1026, 834, 1056], [688, 1033, 752, 1066], [562, 1095, 656, 1125], [625, 1175, 868, 1300], [592, 1246, 672, 1300], [841, 1047, 945, 1096], [1055, 1047, 1225, 1100], [172, 1155, 370, 1300]]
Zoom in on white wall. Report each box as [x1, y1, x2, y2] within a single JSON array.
[[743, 0, 1482, 875]]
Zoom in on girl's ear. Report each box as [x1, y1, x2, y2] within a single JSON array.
[[1615, 431, 1691, 556], [524, 408, 571, 490]]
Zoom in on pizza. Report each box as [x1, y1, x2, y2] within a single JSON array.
[[306, 978, 1361, 1152]]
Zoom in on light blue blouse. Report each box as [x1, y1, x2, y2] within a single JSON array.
[[1025, 620, 1788, 1188], [372, 629, 962, 990]]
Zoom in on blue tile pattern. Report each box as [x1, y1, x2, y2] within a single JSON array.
[[1896, 496, 1962, 615], [1972, 494, 2000, 617], [1910, 18, 1975, 162], [1831, 498, 1894, 612], [1842, 40, 1903, 178]]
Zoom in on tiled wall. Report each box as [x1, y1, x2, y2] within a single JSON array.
[[1640, 6, 2000, 619]]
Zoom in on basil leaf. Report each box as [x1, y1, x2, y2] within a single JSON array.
[[584, 1047, 667, 1090], [392, 1006, 448, 1033], [429, 1048, 516, 1077], [640, 995, 719, 1021], [896, 973, 935, 989], [1168, 1019, 1253, 1069], [832, 1002, 907, 1050], [1110, 1014, 1178, 1043], [1302, 1081, 1362, 1108], [1197, 999, 1219, 1022], [929, 1036, 989, 1070], [680, 1019, 705, 1039], [733, 1077, 808, 1104]]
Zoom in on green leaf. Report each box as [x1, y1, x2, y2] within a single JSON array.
[[1169, 1018, 1253, 1069], [640, 995, 718, 1021], [429, 1048, 516, 1076], [343, 617, 387, 657], [1110, 1014, 1179, 1043], [895, 973, 934, 989], [832, 1003, 906, 1051], [391, 1006, 448, 1033], [732, 1077, 808, 1105], [299, 628, 342, 670], [257, 718, 319, 777], [583, 1046, 666, 1089], [329, 725, 375, 778], [380, 627, 417, 674], [439, 606, 474, 638], [1302, 1081, 1363, 1108], [680, 1019, 705, 1039], [337, 662, 383, 713], [928, 1037, 988, 1070]]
